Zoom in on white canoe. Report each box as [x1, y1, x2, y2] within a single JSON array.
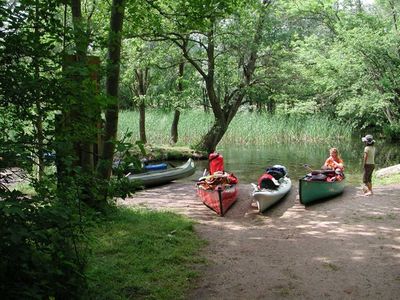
[[251, 176, 292, 212]]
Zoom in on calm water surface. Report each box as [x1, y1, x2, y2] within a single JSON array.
[[190, 140, 400, 186]]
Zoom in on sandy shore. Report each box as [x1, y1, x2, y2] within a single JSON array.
[[120, 181, 400, 300]]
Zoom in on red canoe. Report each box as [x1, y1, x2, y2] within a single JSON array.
[[197, 184, 238, 216]]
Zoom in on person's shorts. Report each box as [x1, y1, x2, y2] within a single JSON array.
[[363, 164, 375, 184]]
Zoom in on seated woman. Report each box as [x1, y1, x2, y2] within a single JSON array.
[[323, 147, 344, 171]]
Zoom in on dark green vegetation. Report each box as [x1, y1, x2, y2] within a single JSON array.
[[86, 208, 205, 300], [1, 0, 400, 298], [0, 193, 90, 299]]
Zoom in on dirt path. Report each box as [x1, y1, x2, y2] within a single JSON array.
[[120, 182, 400, 300]]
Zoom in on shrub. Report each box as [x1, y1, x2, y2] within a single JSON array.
[[383, 122, 400, 141], [0, 190, 89, 299]]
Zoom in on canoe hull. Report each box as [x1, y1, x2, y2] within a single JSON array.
[[252, 177, 292, 212], [128, 158, 195, 187], [299, 177, 346, 205], [197, 185, 238, 216]]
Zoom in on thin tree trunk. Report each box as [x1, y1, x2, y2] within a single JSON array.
[[170, 109, 180, 144], [135, 68, 150, 144], [202, 87, 209, 112], [139, 101, 146, 143], [97, 0, 125, 183], [70, 0, 87, 58], [390, 0, 398, 31], [170, 61, 185, 144], [34, 0, 44, 180]]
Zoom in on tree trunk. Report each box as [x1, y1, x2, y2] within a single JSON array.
[[134, 68, 150, 144], [97, 0, 125, 184], [139, 100, 146, 143], [170, 61, 185, 144], [70, 0, 96, 174], [34, 0, 44, 181], [197, 119, 228, 153], [202, 87, 209, 112], [170, 109, 180, 144], [194, 3, 269, 152]]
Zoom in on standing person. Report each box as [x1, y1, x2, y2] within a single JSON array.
[[323, 147, 344, 171], [361, 134, 376, 196]]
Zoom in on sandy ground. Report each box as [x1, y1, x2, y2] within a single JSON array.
[[120, 181, 400, 300]]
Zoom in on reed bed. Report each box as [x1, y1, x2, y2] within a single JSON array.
[[118, 110, 352, 146]]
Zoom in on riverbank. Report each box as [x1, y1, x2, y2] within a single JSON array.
[[120, 181, 400, 299]]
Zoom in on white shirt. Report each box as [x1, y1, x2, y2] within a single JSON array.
[[364, 146, 375, 165]]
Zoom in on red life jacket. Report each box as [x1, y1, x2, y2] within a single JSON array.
[[258, 173, 280, 189], [209, 152, 224, 175]]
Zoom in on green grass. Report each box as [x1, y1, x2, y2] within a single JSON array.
[[7, 181, 36, 195], [86, 207, 205, 300], [119, 109, 352, 146], [374, 173, 400, 186]]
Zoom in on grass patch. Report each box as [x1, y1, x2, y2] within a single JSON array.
[[374, 173, 400, 186], [145, 145, 207, 160], [86, 207, 205, 300], [119, 109, 352, 146], [8, 181, 36, 195]]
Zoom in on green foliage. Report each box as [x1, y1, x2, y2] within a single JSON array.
[[275, 1, 400, 132], [0, 190, 89, 299], [0, 0, 131, 297], [86, 207, 205, 300], [383, 122, 400, 141]]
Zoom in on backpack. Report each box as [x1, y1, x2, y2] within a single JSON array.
[[258, 173, 280, 190], [209, 152, 224, 175], [266, 165, 287, 180]]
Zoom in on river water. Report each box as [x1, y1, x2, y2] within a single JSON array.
[[191, 140, 400, 186]]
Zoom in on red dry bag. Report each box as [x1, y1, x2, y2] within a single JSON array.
[[209, 152, 224, 175]]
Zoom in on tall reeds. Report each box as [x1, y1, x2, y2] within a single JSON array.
[[118, 110, 352, 146]]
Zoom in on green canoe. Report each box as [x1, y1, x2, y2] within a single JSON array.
[[299, 177, 346, 205]]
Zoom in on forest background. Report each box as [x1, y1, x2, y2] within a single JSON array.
[[1, 0, 399, 298]]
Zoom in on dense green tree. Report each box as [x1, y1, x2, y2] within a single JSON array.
[[125, 0, 275, 152], [0, 0, 89, 297]]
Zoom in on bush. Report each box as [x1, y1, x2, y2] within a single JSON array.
[[383, 122, 400, 141], [0, 190, 89, 299]]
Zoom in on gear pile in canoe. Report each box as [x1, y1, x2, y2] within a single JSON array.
[[303, 169, 344, 182], [196, 152, 239, 216], [299, 169, 346, 205], [251, 165, 292, 212]]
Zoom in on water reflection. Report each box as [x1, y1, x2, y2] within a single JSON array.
[[192, 141, 400, 186]]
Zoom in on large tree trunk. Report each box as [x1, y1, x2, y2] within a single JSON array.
[[198, 119, 228, 153], [97, 0, 125, 185], [70, 0, 96, 174]]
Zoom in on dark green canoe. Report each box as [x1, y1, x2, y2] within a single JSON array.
[[299, 177, 346, 205]]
